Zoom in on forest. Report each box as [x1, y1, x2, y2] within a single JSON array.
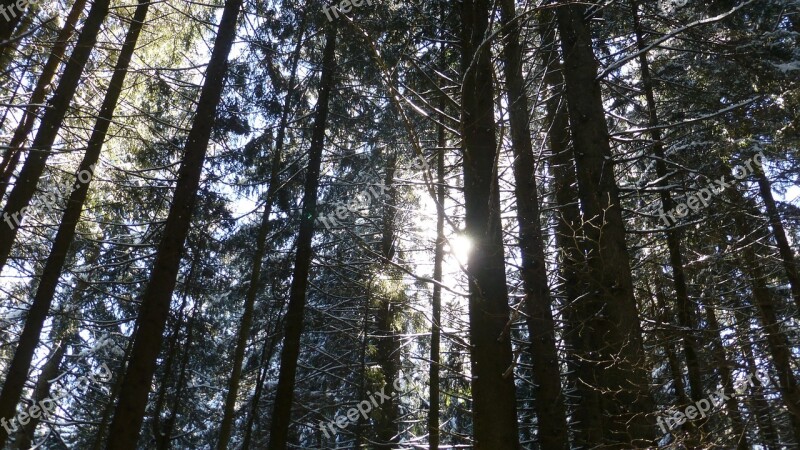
[[0, 0, 798, 448]]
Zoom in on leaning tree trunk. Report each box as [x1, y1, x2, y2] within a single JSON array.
[[0, 0, 88, 200], [459, 0, 520, 447], [0, 0, 111, 274], [104, 0, 243, 447], [0, 2, 113, 443], [754, 168, 800, 311], [499, 1, 568, 448], [724, 181, 800, 442], [266, 23, 337, 450], [555, 2, 655, 446], [0, 3, 149, 445]]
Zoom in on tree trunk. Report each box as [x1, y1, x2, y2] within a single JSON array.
[[428, 100, 446, 450], [499, 2, 568, 448], [537, 9, 603, 445], [104, 0, 243, 447], [460, 0, 520, 447], [0, 0, 88, 200], [216, 15, 306, 446], [701, 300, 749, 449], [725, 184, 800, 441], [555, 2, 655, 446], [0, 1, 113, 442], [266, 23, 337, 450], [754, 168, 800, 311], [632, 1, 705, 410], [0, 0, 110, 274]]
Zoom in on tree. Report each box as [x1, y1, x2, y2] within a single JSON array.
[[104, 0, 244, 446]]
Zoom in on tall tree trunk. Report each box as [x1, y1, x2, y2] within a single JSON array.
[[725, 184, 800, 441], [374, 155, 401, 449], [701, 299, 749, 449], [754, 168, 800, 311], [632, 1, 705, 411], [538, 9, 603, 444], [156, 299, 199, 450], [735, 313, 780, 448], [0, 1, 113, 442], [266, 23, 337, 450], [216, 15, 306, 445], [0, 0, 88, 200], [554, 2, 655, 446], [460, 0, 520, 447], [104, 0, 243, 447], [0, 0, 110, 274], [428, 101, 446, 450], [499, 2, 568, 448], [152, 258, 196, 448], [13, 247, 97, 449]]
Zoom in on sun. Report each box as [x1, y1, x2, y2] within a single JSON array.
[[445, 234, 472, 266]]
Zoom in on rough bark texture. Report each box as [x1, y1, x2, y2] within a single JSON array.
[[555, 2, 655, 446], [104, 0, 243, 447], [460, 0, 520, 447], [266, 23, 337, 450]]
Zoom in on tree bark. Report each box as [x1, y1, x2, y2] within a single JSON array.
[[0, 0, 110, 274], [555, 2, 655, 445], [104, 0, 243, 447], [266, 23, 337, 450], [460, 0, 520, 447]]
